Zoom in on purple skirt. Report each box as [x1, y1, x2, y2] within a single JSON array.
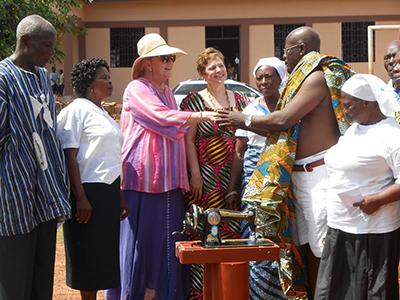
[[105, 189, 189, 300]]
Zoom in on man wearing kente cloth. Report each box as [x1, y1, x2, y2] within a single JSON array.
[[217, 26, 354, 298]]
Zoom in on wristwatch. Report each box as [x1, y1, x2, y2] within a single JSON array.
[[244, 114, 252, 128]]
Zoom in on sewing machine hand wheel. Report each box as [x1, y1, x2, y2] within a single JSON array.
[[172, 204, 202, 236]]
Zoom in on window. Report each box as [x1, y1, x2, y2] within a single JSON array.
[[205, 26, 240, 80], [274, 23, 305, 59], [342, 22, 374, 63], [110, 28, 144, 68]]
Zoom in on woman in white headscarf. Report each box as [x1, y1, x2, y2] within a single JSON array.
[[315, 74, 400, 299], [226, 57, 286, 208], [225, 57, 287, 300], [226, 57, 286, 207]]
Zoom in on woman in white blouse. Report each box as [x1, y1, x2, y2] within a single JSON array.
[[57, 58, 126, 300], [315, 74, 400, 300]]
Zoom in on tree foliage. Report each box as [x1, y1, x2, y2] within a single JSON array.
[[0, 0, 84, 60]]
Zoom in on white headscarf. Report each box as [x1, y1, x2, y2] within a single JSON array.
[[252, 57, 287, 91], [341, 73, 400, 117]]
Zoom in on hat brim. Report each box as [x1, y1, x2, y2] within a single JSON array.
[[131, 45, 187, 80]]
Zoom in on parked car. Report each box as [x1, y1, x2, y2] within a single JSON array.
[[173, 79, 262, 106]]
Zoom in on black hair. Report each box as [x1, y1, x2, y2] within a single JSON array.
[[71, 58, 109, 98]]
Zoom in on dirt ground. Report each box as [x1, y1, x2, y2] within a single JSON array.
[[52, 227, 400, 299], [53, 228, 105, 300]]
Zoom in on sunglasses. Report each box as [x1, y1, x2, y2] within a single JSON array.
[[159, 55, 176, 63]]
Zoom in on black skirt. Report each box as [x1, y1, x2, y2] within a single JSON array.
[[315, 226, 400, 300], [64, 178, 121, 291]]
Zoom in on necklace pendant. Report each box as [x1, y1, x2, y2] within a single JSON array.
[[206, 88, 231, 111]]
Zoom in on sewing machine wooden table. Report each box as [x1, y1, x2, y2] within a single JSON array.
[[176, 240, 280, 300]]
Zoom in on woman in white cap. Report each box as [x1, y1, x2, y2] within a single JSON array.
[[315, 74, 400, 299], [179, 47, 249, 299], [226, 57, 286, 208], [105, 33, 216, 300], [224, 57, 287, 299]]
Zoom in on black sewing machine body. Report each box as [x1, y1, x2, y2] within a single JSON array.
[[177, 204, 273, 247]]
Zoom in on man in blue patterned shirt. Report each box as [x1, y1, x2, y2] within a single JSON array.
[[0, 15, 71, 300]]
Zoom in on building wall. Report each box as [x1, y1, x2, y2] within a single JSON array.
[[83, 0, 399, 21], [248, 25, 275, 87], [108, 27, 161, 102], [314, 23, 342, 58], [168, 26, 205, 85], [61, 0, 400, 102]]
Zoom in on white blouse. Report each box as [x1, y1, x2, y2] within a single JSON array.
[[57, 98, 123, 184], [235, 98, 270, 147], [325, 118, 400, 234]]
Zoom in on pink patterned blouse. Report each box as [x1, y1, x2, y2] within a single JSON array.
[[120, 78, 192, 193]]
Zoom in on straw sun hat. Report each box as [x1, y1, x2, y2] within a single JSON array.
[[131, 33, 187, 80]]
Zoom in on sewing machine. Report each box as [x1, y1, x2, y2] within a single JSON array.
[[174, 204, 273, 247]]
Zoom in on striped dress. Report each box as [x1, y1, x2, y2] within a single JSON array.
[[180, 90, 248, 300]]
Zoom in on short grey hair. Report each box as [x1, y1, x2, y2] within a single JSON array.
[[16, 15, 56, 40]]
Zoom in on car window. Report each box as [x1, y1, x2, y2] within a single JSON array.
[[225, 84, 258, 98], [174, 83, 207, 95]]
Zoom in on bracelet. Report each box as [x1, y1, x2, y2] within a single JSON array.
[[224, 191, 239, 199]]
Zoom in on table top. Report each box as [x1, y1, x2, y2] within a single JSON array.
[[175, 240, 280, 264]]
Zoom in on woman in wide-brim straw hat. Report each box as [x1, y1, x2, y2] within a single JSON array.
[[130, 33, 186, 80], [105, 33, 217, 300]]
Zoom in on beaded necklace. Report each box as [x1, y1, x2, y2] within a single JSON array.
[[205, 88, 233, 111]]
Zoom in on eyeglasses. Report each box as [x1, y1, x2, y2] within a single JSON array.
[[159, 55, 176, 63], [283, 44, 303, 55]]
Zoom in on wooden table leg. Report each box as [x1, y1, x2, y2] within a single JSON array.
[[203, 263, 222, 300], [203, 262, 249, 300], [220, 262, 249, 300]]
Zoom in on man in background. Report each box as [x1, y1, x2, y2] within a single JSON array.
[[384, 40, 400, 96], [58, 68, 64, 96], [50, 66, 59, 95]]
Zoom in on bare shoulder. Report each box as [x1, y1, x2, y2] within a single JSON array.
[[288, 70, 329, 107], [301, 70, 329, 93], [278, 69, 331, 126], [290, 70, 329, 106]]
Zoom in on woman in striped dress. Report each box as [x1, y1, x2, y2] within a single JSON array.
[[180, 47, 248, 299], [226, 57, 287, 299]]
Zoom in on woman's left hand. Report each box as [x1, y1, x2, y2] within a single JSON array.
[[353, 196, 382, 215], [120, 190, 129, 220], [225, 192, 240, 210]]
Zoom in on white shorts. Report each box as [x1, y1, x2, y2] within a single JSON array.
[[291, 163, 328, 258]]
